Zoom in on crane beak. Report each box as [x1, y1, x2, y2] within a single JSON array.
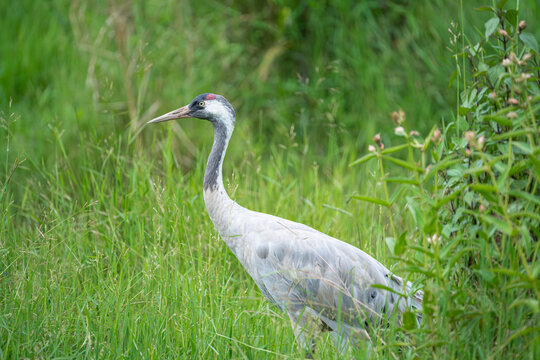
[[147, 105, 191, 124]]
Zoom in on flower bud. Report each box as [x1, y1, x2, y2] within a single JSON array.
[[502, 58, 512, 67], [508, 98, 519, 105], [394, 126, 406, 136], [518, 20, 527, 31], [516, 73, 532, 83], [507, 111, 518, 119], [373, 133, 384, 149], [477, 135, 485, 148], [433, 128, 441, 142], [428, 234, 441, 245], [490, 91, 496, 99], [368, 145, 376, 153], [410, 130, 419, 136], [509, 52, 518, 63], [464, 130, 475, 143], [498, 29, 508, 37]]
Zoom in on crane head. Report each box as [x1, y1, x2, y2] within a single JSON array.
[[147, 93, 235, 129]]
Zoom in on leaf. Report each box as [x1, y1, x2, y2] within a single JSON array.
[[351, 195, 390, 207], [505, 9, 517, 28], [520, 33, 539, 53], [381, 143, 409, 155], [529, 154, 540, 177], [402, 311, 417, 330], [496, 0, 508, 9], [385, 237, 395, 255], [395, 231, 408, 256], [382, 155, 424, 173], [406, 196, 424, 230], [483, 114, 513, 127], [349, 153, 376, 167], [512, 141, 533, 154], [459, 106, 471, 116], [475, 269, 494, 283], [423, 158, 460, 183], [385, 177, 419, 185], [469, 184, 497, 196], [481, 214, 516, 236], [509, 299, 539, 314], [491, 129, 534, 140], [435, 188, 462, 209], [448, 69, 458, 88], [484, 17, 499, 39], [507, 190, 540, 206], [389, 186, 406, 205], [475, 6, 494, 12]]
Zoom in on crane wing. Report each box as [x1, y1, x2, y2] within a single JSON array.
[[239, 214, 422, 329]]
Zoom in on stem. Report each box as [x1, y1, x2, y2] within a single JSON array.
[[377, 152, 397, 241]]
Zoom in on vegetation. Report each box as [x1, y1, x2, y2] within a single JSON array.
[[1, 0, 538, 358]]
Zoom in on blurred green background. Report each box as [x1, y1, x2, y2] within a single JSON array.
[[4, 0, 538, 171], [1, 0, 539, 358]]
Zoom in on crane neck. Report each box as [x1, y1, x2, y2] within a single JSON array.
[[203, 118, 238, 231], [204, 119, 233, 194]]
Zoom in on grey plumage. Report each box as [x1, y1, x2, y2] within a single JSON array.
[[147, 93, 423, 353]]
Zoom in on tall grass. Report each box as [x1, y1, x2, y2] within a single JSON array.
[[1, 0, 539, 358]]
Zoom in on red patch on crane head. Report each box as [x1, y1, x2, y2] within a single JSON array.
[[205, 93, 216, 100]]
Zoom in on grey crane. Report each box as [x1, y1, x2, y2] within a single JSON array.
[[147, 93, 423, 354]]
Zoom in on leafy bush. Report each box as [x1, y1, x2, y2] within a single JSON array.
[[351, 3, 539, 358]]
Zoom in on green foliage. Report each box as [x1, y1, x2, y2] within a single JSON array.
[[351, 4, 540, 358]]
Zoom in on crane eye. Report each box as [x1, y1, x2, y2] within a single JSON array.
[[198, 101, 205, 107]]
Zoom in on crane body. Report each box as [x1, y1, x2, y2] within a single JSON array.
[[148, 93, 422, 352]]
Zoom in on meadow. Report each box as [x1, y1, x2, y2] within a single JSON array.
[[1, 0, 539, 358]]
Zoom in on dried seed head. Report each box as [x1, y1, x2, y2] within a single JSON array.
[[507, 111, 518, 119], [508, 98, 519, 105], [498, 29, 508, 37], [391, 111, 400, 123], [391, 110, 405, 124], [518, 20, 527, 31]]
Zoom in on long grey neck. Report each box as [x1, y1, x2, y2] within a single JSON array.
[[203, 121, 231, 193]]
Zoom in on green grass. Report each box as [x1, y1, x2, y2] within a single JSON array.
[[1, 0, 539, 358]]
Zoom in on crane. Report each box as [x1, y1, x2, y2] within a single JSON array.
[[147, 93, 423, 354]]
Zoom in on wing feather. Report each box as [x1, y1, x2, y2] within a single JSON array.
[[239, 213, 422, 329]]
